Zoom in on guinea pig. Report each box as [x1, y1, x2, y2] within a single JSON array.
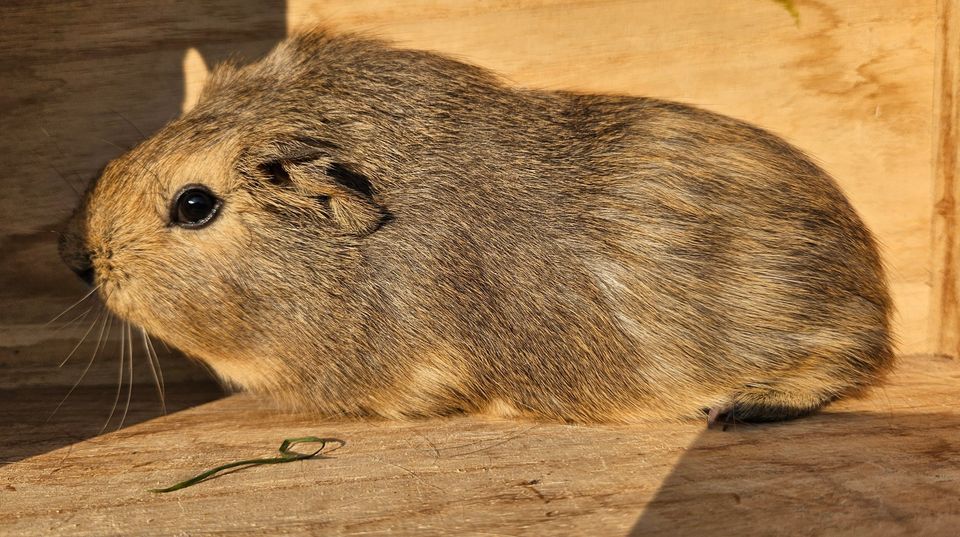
[[59, 30, 893, 423]]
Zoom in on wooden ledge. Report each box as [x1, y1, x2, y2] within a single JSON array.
[[1, 355, 959, 536]]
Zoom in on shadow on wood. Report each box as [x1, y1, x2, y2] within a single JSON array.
[[0, 381, 222, 465], [0, 0, 288, 390], [629, 410, 960, 536], [0, 0, 287, 464]]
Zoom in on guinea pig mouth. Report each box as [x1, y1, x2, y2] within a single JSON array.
[[92, 259, 118, 286], [91, 260, 133, 314], [97, 280, 140, 326]]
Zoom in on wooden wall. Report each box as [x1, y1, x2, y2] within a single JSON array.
[[0, 0, 951, 392]]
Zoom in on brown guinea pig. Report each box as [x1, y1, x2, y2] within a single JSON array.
[[60, 30, 893, 423]]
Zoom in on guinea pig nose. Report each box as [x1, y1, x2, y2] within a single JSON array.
[[58, 231, 96, 287], [71, 265, 96, 286], [63, 253, 96, 286]]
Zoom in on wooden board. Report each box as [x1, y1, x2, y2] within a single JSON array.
[[932, 0, 960, 358], [1, 354, 958, 536], [0, 0, 947, 394]]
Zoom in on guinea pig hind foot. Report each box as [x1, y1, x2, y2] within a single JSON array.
[[705, 389, 830, 429]]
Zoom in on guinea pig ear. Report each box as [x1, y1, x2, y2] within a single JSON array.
[[321, 163, 392, 236], [197, 61, 240, 105], [260, 156, 391, 236]]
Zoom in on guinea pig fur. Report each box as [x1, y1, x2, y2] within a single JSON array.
[[60, 30, 894, 423]]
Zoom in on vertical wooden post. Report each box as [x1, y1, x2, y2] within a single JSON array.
[[932, 0, 960, 358]]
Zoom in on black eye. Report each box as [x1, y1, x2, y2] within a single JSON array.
[[171, 185, 222, 228]]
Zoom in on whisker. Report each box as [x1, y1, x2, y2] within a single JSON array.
[[100, 319, 126, 434], [93, 135, 132, 153], [47, 312, 111, 423], [47, 284, 102, 326], [46, 162, 82, 198], [59, 304, 106, 367], [146, 334, 167, 409], [48, 305, 94, 337], [38, 124, 87, 194], [141, 328, 166, 414], [94, 136, 160, 188], [108, 108, 148, 142], [117, 322, 135, 431]]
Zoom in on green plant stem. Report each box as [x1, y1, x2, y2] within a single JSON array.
[[150, 436, 328, 493]]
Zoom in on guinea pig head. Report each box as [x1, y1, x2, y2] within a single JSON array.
[[60, 121, 390, 390]]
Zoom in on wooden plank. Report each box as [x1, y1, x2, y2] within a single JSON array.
[[1, 354, 958, 536], [932, 0, 960, 358]]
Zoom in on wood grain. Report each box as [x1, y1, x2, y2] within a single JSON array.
[[932, 0, 960, 358], [1, 354, 957, 536]]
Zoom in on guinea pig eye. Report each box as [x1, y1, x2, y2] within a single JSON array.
[[170, 185, 222, 229]]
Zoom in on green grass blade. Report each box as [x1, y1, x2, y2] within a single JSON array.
[[150, 436, 329, 493]]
